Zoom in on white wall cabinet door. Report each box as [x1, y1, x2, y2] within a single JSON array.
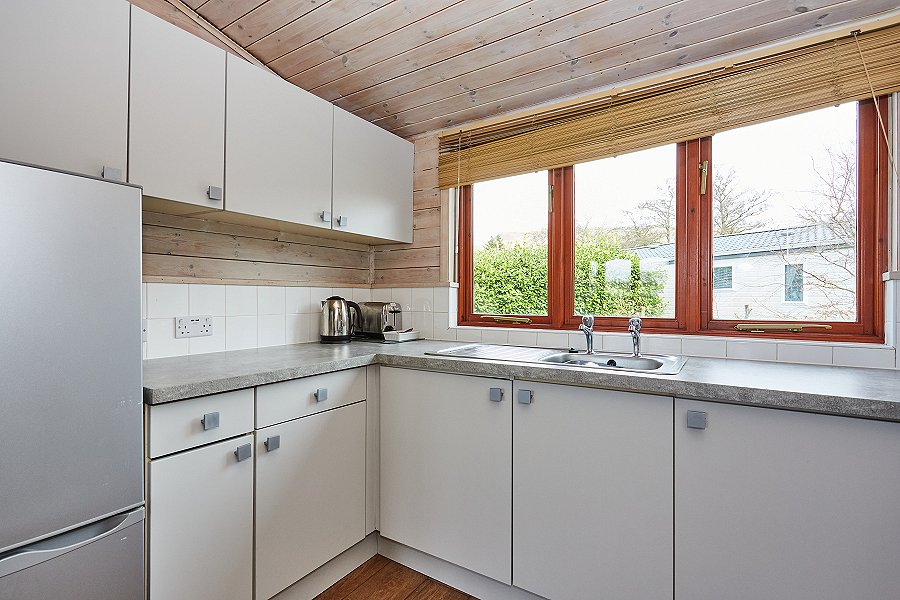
[[513, 381, 674, 600], [0, 0, 128, 178], [332, 109, 413, 243], [148, 434, 254, 600], [676, 399, 900, 600], [255, 401, 367, 600], [129, 7, 225, 209], [380, 368, 512, 584], [225, 54, 333, 228]]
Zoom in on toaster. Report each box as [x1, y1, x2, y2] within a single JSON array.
[[355, 302, 402, 339]]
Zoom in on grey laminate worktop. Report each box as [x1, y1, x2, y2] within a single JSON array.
[[143, 340, 900, 421]]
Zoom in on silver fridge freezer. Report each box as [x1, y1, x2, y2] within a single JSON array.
[[0, 161, 144, 599]]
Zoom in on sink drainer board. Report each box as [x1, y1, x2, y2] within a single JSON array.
[[427, 344, 687, 375], [427, 344, 561, 362]]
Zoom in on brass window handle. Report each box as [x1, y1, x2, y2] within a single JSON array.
[[481, 315, 533, 324], [734, 323, 833, 333]]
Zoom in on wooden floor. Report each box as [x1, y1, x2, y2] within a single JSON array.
[[315, 555, 476, 600]]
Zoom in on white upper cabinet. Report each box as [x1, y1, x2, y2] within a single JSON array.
[[334, 108, 413, 242], [0, 0, 128, 178], [333, 109, 413, 242], [129, 7, 225, 209], [225, 54, 333, 228]]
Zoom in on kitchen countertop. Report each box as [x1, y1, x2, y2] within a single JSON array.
[[143, 340, 900, 422]]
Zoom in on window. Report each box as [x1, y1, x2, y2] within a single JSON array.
[[713, 266, 733, 290], [457, 98, 887, 341], [785, 265, 804, 302]]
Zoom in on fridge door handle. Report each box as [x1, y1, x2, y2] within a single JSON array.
[[0, 507, 144, 578]]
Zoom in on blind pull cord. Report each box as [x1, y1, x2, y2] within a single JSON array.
[[853, 30, 898, 178]]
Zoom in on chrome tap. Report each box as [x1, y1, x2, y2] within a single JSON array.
[[628, 317, 642, 357], [579, 315, 596, 354]]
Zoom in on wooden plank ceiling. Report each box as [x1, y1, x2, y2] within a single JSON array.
[[134, 0, 898, 139]]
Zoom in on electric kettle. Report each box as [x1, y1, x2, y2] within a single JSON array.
[[319, 296, 361, 343]]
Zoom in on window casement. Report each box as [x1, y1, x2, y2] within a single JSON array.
[[457, 98, 888, 342]]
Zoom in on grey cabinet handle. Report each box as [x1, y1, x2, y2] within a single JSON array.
[[101, 166, 122, 181], [200, 412, 220, 431], [314, 388, 328, 402], [687, 410, 708, 430], [207, 186, 223, 201], [234, 443, 252, 462], [264, 435, 280, 452], [489, 387, 504, 402], [517, 389, 534, 405], [336, 215, 348, 227], [320, 210, 331, 223]]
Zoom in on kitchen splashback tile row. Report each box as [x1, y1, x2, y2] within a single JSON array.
[[143, 282, 899, 369]]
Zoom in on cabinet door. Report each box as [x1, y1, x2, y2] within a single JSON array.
[[129, 7, 225, 209], [333, 109, 413, 242], [255, 401, 367, 600], [0, 0, 128, 178], [513, 382, 674, 600], [676, 399, 900, 600], [225, 54, 333, 228], [380, 368, 512, 584], [149, 435, 254, 600]]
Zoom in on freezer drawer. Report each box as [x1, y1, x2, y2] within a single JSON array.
[[0, 509, 143, 600]]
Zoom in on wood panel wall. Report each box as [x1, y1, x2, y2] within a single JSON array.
[[142, 211, 373, 286], [373, 135, 453, 287]]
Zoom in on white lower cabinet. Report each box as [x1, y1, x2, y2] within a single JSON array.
[[148, 434, 254, 600], [676, 398, 900, 600], [255, 401, 367, 600], [380, 368, 513, 584], [513, 381, 674, 600]]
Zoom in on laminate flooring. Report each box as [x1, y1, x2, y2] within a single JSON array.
[[314, 555, 477, 600]]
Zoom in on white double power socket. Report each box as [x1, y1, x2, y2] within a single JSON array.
[[174, 315, 214, 338]]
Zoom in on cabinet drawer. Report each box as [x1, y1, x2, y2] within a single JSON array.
[[256, 368, 366, 428], [148, 388, 254, 458]]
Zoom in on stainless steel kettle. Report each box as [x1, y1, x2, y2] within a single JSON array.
[[319, 296, 361, 344]]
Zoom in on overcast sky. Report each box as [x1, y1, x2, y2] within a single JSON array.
[[472, 102, 858, 247]]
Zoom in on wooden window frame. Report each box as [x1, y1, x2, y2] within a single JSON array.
[[458, 98, 888, 343]]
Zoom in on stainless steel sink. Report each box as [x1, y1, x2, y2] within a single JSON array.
[[539, 352, 686, 374], [427, 344, 687, 375]]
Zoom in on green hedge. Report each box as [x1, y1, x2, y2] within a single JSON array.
[[473, 232, 667, 316]]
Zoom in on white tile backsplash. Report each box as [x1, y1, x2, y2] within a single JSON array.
[[189, 284, 225, 316], [188, 317, 226, 355], [432, 312, 457, 341], [147, 283, 188, 318], [285, 314, 309, 344], [258, 314, 286, 347], [507, 330, 538, 347], [481, 328, 509, 345], [145, 284, 899, 368], [371, 288, 393, 303], [391, 288, 413, 312], [285, 286, 311, 314], [257, 286, 285, 315], [832, 346, 896, 369], [536, 332, 569, 349], [225, 315, 257, 350], [225, 285, 257, 317], [776, 342, 833, 365], [727, 340, 778, 362], [681, 337, 727, 358], [146, 318, 188, 359], [410, 287, 435, 312]]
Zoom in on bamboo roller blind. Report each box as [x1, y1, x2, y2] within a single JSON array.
[[438, 25, 900, 189]]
